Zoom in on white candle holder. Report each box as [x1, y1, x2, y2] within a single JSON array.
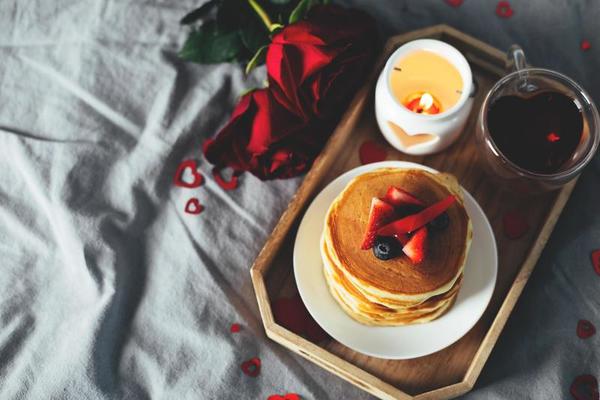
[[375, 39, 475, 155]]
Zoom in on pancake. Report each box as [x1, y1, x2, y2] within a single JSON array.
[[325, 168, 472, 301], [323, 235, 464, 325], [321, 167, 472, 326]]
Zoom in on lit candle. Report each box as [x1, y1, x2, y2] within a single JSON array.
[[375, 39, 475, 155], [404, 92, 441, 115], [390, 49, 463, 115]]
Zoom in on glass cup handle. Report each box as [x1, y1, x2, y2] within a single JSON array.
[[507, 44, 536, 93], [508, 44, 527, 72]]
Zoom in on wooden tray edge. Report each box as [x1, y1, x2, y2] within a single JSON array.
[[265, 323, 411, 400]]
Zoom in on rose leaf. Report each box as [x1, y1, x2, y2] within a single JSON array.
[[178, 21, 244, 63], [180, 0, 219, 25], [288, 0, 320, 24], [245, 45, 268, 74], [240, 18, 270, 54]]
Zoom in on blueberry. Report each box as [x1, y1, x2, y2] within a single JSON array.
[[428, 212, 450, 231], [373, 236, 400, 260]]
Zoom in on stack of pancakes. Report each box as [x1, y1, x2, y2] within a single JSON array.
[[321, 168, 472, 326]]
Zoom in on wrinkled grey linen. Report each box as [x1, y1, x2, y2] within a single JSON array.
[[0, 1, 598, 399]]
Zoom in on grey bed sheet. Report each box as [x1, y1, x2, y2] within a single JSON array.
[[0, 0, 598, 399]]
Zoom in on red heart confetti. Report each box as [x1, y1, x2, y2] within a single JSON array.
[[570, 374, 599, 400], [174, 160, 204, 188], [577, 320, 596, 339], [359, 140, 387, 165], [184, 198, 204, 215], [503, 211, 529, 240], [268, 394, 301, 400], [445, 0, 463, 7], [273, 295, 329, 342], [496, 1, 514, 18], [591, 250, 600, 276], [230, 323, 241, 333], [213, 167, 239, 191], [241, 357, 261, 378], [581, 40, 592, 52]]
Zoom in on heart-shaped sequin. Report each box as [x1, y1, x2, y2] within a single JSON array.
[[577, 320, 596, 339], [184, 198, 204, 215], [241, 357, 261, 378], [503, 211, 529, 240], [581, 40, 592, 52], [359, 140, 387, 165], [213, 167, 239, 191], [496, 1, 514, 18], [570, 374, 599, 400], [591, 250, 600, 276], [174, 160, 204, 188], [445, 0, 463, 7], [267, 394, 301, 400]]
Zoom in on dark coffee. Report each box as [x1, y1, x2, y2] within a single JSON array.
[[487, 91, 583, 174]]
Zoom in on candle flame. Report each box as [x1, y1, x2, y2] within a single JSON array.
[[404, 92, 441, 115], [419, 93, 434, 110]]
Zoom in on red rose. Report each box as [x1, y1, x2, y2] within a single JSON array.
[[203, 5, 376, 180], [203, 89, 331, 180], [267, 5, 377, 120]]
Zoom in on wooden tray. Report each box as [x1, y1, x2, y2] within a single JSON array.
[[250, 25, 576, 400]]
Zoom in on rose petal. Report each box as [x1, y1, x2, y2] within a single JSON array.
[[246, 90, 304, 154], [230, 323, 241, 333], [266, 5, 376, 121], [241, 357, 261, 378], [203, 88, 316, 180], [202, 91, 255, 172], [570, 374, 599, 400], [581, 40, 592, 52], [359, 140, 387, 165], [496, 1, 514, 18], [184, 198, 204, 215], [503, 211, 529, 239], [591, 250, 600, 276]]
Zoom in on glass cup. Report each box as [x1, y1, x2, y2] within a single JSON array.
[[476, 45, 599, 192]]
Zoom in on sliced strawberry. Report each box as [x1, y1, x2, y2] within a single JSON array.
[[378, 195, 456, 236], [384, 186, 425, 207], [360, 198, 395, 250], [402, 226, 428, 263]]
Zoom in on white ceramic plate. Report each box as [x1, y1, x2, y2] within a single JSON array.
[[293, 161, 497, 360]]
